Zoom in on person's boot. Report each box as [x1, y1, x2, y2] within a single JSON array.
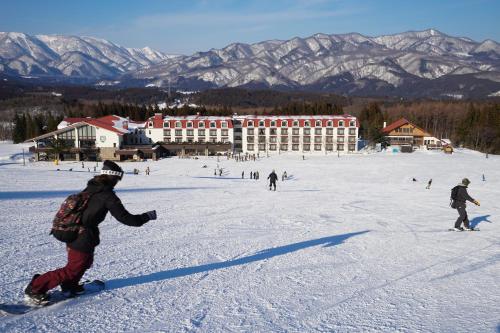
[[61, 283, 86, 297], [24, 274, 50, 305], [453, 227, 464, 231]]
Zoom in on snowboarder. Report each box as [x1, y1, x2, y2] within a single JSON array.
[[256, 171, 259, 180], [268, 170, 278, 191], [24, 160, 157, 304], [282, 171, 288, 181], [451, 178, 480, 231], [145, 166, 150, 176], [219, 168, 223, 177], [241, 171, 244, 179], [482, 174, 486, 181], [426, 179, 432, 189], [250, 171, 253, 179]]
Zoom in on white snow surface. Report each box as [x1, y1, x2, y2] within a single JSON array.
[[0, 142, 499, 332]]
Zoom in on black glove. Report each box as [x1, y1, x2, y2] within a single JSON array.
[[145, 210, 157, 220]]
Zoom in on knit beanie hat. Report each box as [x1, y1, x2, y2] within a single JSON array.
[[101, 160, 124, 180], [462, 178, 470, 186]]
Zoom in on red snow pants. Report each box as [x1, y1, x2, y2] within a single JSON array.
[[32, 247, 94, 293]]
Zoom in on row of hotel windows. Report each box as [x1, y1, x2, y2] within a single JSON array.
[[247, 136, 357, 143], [158, 120, 356, 128], [247, 120, 356, 128], [163, 137, 230, 143], [246, 144, 356, 151], [163, 129, 230, 136], [247, 128, 356, 136], [162, 121, 229, 128]]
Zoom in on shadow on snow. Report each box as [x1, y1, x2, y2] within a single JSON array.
[[105, 231, 370, 291], [0, 187, 218, 200], [470, 215, 492, 229]]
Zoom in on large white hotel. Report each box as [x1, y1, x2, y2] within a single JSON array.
[[27, 113, 359, 161]]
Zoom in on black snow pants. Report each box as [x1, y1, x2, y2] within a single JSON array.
[[454, 204, 470, 229], [269, 181, 276, 191]]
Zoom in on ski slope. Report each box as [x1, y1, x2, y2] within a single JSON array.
[[0, 142, 499, 332]]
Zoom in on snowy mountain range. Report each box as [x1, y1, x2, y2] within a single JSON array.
[[1, 30, 500, 98]]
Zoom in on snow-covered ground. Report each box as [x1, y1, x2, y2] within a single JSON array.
[[0, 142, 499, 332]]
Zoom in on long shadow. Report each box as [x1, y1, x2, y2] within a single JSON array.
[[470, 215, 492, 229], [0, 187, 218, 200], [105, 230, 369, 291]]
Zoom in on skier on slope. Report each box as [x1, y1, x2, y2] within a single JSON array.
[[24, 160, 157, 304], [451, 178, 480, 231], [268, 170, 278, 191]]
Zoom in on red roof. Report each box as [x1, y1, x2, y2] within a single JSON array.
[[62, 117, 88, 124], [97, 115, 121, 123], [82, 119, 126, 136], [381, 118, 410, 133]]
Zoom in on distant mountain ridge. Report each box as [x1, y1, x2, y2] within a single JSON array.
[[1, 29, 500, 98]]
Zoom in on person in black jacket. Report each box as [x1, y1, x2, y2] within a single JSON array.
[[268, 170, 278, 191], [452, 178, 480, 231], [24, 160, 157, 304]]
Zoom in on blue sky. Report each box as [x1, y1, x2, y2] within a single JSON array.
[[1, 0, 498, 55]]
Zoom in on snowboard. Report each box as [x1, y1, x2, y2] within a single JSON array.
[[0, 280, 105, 316], [448, 228, 480, 232]]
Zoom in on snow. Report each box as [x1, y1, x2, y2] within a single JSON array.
[[0, 142, 499, 332]]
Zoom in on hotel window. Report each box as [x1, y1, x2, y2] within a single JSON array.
[[248, 121, 254, 127], [163, 129, 171, 136], [247, 136, 254, 142], [198, 121, 205, 128], [303, 136, 311, 143], [270, 137, 277, 143], [247, 128, 254, 135], [163, 137, 171, 143], [349, 128, 356, 135], [221, 129, 228, 136], [293, 120, 299, 127], [281, 136, 288, 143], [314, 136, 322, 143], [187, 122, 193, 128], [337, 144, 345, 151], [315, 128, 322, 135], [338, 121, 344, 127], [270, 128, 277, 135], [338, 136, 345, 143], [187, 129, 194, 136], [292, 144, 299, 151], [198, 129, 205, 136], [148, 121, 153, 127], [175, 121, 182, 128], [314, 144, 322, 151], [221, 122, 228, 128], [348, 136, 356, 143], [326, 136, 333, 143], [281, 128, 288, 135], [315, 120, 322, 127], [303, 144, 310, 151], [210, 129, 217, 136], [337, 128, 345, 135], [292, 128, 300, 135], [327, 121, 333, 127], [163, 122, 170, 128], [198, 138, 205, 143], [259, 120, 265, 127], [326, 144, 333, 151], [258, 144, 266, 150], [258, 128, 266, 135], [304, 121, 310, 127], [269, 144, 277, 151], [258, 136, 266, 143], [326, 128, 333, 135], [270, 121, 276, 127], [175, 129, 182, 136], [349, 144, 356, 151], [281, 120, 288, 127], [349, 120, 356, 127], [292, 137, 300, 143], [187, 138, 193, 143], [247, 144, 254, 151], [210, 122, 216, 128], [280, 144, 288, 151], [303, 128, 311, 135], [175, 138, 182, 143]]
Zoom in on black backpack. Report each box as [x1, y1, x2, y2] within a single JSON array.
[[450, 185, 460, 208], [50, 191, 92, 243]]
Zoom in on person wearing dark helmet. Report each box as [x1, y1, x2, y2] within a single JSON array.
[[451, 178, 480, 231], [24, 160, 157, 304]]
